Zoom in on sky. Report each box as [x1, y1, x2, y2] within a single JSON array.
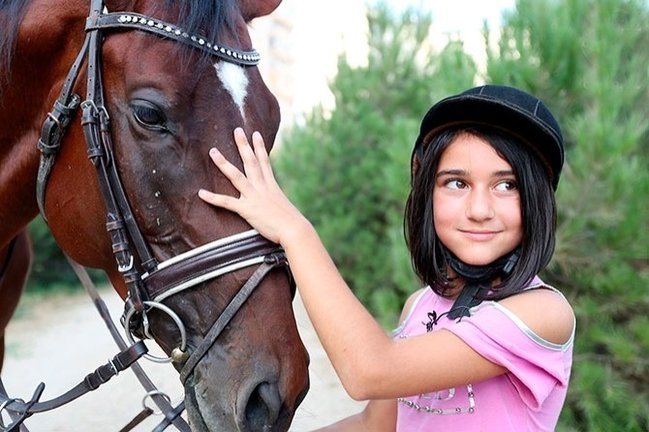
[[382, 0, 516, 34], [261, 0, 517, 124]]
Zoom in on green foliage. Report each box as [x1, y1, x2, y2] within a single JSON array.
[[277, 0, 647, 429], [26, 217, 79, 292], [26, 217, 105, 293], [487, 0, 649, 428]]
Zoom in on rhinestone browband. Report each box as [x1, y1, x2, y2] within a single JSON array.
[[86, 12, 261, 66]]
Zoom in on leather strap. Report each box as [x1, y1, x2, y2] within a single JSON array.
[[1, 341, 146, 421], [145, 235, 279, 300], [35, 30, 88, 219], [151, 402, 187, 432], [118, 407, 153, 432], [66, 256, 191, 432], [179, 254, 285, 383], [86, 12, 260, 66]]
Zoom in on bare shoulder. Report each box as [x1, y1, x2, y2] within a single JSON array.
[[399, 288, 426, 322], [498, 288, 575, 345]]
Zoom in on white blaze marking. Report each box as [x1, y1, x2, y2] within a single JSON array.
[[214, 62, 249, 120]]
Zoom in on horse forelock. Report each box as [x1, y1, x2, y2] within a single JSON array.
[[161, 0, 239, 48], [142, 0, 245, 73]]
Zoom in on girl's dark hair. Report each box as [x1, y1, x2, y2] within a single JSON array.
[[404, 126, 557, 300]]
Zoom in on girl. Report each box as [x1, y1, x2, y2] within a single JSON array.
[[198, 85, 575, 431]]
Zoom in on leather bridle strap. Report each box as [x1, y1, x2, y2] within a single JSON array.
[[35, 30, 88, 219], [179, 253, 287, 383], [82, 0, 157, 314], [86, 12, 260, 66], [65, 255, 190, 432], [143, 230, 279, 302], [0, 341, 146, 428]]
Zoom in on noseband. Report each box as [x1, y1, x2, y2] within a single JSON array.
[[35, 0, 290, 381]]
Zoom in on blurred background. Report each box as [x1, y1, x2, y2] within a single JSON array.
[[19, 0, 649, 430]]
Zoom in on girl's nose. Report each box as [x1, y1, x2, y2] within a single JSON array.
[[466, 189, 495, 221]]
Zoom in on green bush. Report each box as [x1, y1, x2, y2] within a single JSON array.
[[487, 0, 649, 428], [26, 217, 79, 292], [26, 217, 105, 293]]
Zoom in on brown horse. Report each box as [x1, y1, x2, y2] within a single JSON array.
[[0, 0, 309, 430], [0, 232, 31, 373]]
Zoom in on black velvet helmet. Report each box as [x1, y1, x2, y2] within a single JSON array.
[[412, 85, 564, 189]]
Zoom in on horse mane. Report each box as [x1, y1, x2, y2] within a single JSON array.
[[0, 0, 238, 93], [0, 0, 30, 86]]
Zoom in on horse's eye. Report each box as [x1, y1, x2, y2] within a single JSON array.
[[131, 101, 168, 132]]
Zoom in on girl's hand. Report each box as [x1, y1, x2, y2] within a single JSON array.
[[198, 127, 307, 245]]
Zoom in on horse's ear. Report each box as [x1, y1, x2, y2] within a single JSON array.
[[239, 0, 282, 21]]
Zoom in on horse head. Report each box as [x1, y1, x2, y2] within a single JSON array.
[[1, 0, 309, 430]]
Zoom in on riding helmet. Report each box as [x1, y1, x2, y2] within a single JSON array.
[[412, 85, 564, 189]]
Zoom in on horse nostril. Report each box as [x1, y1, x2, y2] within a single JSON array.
[[245, 381, 281, 428]]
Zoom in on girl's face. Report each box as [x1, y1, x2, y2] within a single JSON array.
[[433, 132, 523, 266]]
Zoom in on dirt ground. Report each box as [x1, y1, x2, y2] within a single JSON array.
[[2, 288, 364, 431]]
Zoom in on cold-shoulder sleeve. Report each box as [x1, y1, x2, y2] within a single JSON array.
[[444, 301, 574, 410]]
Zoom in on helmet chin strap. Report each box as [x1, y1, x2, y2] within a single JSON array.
[[445, 249, 519, 319]]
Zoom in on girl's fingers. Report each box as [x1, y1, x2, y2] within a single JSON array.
[[203, 128, 277, 208], [251, 131, 275, 182], [233, 127, 263, 182], [207, 147, 251, 194], [197, 189, 239, 212]]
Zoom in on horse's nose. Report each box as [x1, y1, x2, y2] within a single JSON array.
[[240, 381, 282, 429]]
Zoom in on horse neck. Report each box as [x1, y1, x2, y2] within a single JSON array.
[[0, 1, 89, 236]]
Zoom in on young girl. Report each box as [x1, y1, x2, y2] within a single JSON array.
[[198, 85, 575, 431]]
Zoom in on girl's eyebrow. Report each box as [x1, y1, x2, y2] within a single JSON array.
[[435, 169, 516, 178], [436, 169, 466, 177], [437, 168, 514, 177]]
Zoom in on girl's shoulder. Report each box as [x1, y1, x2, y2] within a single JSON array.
[[399, 288, 427, 322], [393, 288, 433, 336], [398, 287, 449, 321], [497, 285, 575, 346]]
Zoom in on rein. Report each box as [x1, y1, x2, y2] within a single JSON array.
[[2, 0, 289, 430]]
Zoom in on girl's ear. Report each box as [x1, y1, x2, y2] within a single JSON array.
[[239, 0, 282, 22]]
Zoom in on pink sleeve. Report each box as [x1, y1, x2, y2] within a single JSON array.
[[444, 303, 573, 410]]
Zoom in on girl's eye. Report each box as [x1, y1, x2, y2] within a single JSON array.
[[445, 179, 467, 190], [495, 180, 518, 192], [131, 101, 168, 132]]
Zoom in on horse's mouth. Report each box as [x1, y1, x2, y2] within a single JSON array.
[[184, 375, 219, 432]]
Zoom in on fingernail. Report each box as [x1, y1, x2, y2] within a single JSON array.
[[209, 147, 219, 156]]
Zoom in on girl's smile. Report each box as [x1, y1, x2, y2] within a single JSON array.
[[459, 229, 502, 241], [433, 132, 523, 266]]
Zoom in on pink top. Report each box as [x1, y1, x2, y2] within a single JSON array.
[[393, 277, 574, 432]]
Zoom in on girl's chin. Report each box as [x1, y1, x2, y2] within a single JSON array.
[[450, 250, 513, 267]]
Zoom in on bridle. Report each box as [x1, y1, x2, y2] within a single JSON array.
[[35, 0, 290, 379], [0, 2, 291, 430]]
